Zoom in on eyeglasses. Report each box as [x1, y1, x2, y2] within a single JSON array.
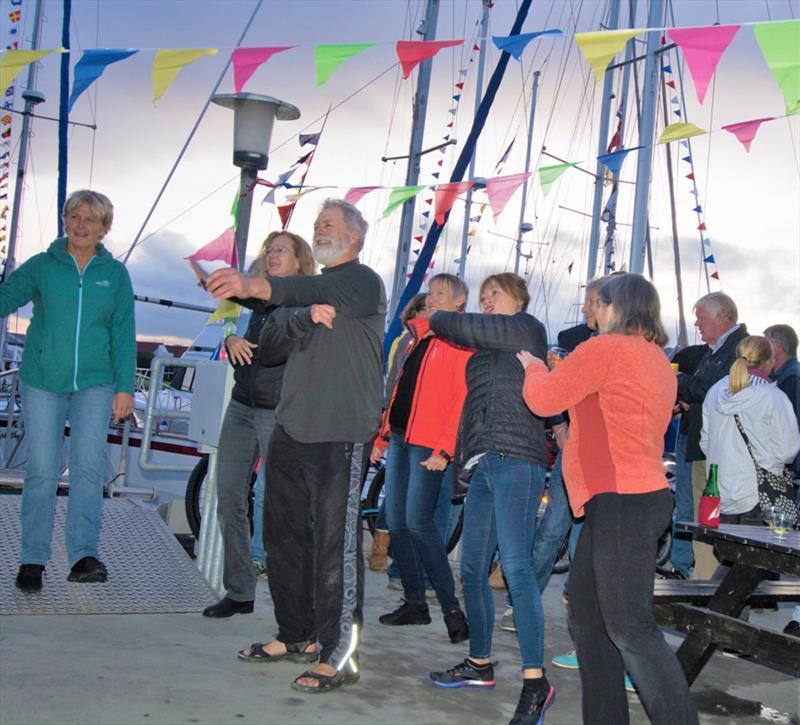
[[265, 246, 291, 256]]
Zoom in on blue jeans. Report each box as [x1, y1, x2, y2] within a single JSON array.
[[384, 433, 459, 610], [533, 452, 572, 592], [670, 433, 694, 577], [461, 454, 547, 669], [251, 466, 266, 565], [20, 381, 115, 567]]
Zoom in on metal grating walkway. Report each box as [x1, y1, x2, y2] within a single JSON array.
[[0, 495, 217, 615]]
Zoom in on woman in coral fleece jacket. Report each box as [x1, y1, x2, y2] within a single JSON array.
[[378, 274, 472, 644], [518, 274, 697, 725]]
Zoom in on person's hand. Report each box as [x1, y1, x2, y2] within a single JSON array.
[[311, 304, 336, 329], [225, 335, 257, 365], [206, 268, 261, 300], [112, 392, 134, 424], [369, 446, 383, 465], [553, 423, 569, 450], [420, 453, 448, 471], [516, 350, 544, 370]]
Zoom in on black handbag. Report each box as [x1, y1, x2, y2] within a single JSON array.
[[734, 414, 798, 525]]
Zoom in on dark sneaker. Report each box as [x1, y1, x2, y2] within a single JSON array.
[[15, 564, 44, 593], [509, 682, 555, 725], [379, 601, 431, 625], [203, 597, 255, 618], [429, 658, 495, 688], [783, 620, 800, 637], [67, 556, 108, 583], [444, 608, 469, 643]]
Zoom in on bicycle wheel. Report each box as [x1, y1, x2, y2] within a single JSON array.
[[654, 527, 673, 574], [362, 463, 385, 536], [551, 535, 570, 574], [445, 505, 464, 555]]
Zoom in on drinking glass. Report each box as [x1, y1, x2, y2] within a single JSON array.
[[771, 512, 790, 538], [547, 345, 568, 369]]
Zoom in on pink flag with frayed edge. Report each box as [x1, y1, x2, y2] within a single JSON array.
[[344, 186, 382, 205], [485, 173, 531, 222], [721, 117, 774, 152], [232, 47, 295, 93], [667, 25, 740, 104], [434, 181, 474, 225], [187, 227, 237, 267], [396, 40, 463, 79]]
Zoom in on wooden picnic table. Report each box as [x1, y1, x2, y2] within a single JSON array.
[[653, 522, 800, 683]]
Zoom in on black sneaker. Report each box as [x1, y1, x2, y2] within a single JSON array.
[[379, 601, 431, 625], [15, 564, 44, 593], [429, 658, 495, 688], [444, 608, 469, 643], [783, 620, 800, 637], [67, 556, 108, 583], [509, 681, 555, 725]]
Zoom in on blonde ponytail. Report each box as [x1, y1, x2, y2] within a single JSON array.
[[727, 335, 772, 394]]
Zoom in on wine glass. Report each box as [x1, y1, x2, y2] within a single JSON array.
[[770, 512, 790, 539]]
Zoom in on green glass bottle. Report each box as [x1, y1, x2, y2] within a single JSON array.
[[703, 464, 720, 497]]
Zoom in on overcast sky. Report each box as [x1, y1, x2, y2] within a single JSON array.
[[4, 0, 799, 348]]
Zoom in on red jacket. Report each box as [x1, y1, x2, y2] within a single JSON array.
[[376, 316, 472, 459]]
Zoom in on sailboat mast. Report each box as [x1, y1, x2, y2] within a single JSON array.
[[0, 0, 45, 361], [514, 70, 540, 275], [629, 0, 665, 273], [389, 0, 440, 318], [56, 0, 72, 236], [586, 0, 621, 281], [457, 0, 491, 280]]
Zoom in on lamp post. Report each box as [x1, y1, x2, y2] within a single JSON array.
[[211, 93, 300, 272]]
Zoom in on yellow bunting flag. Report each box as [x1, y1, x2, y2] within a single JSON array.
[[658, 122, 706, 144], [206, 299, 241, 325], [152, 49, 218, 103], [574, 30, 642, 82], [0, 49, 58, 96]]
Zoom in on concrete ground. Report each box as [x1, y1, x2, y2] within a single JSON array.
[[1, 560, 798, 724]]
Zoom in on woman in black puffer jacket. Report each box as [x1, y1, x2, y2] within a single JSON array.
[[427, 273, 554, 725], [202, 230, 315, 619]]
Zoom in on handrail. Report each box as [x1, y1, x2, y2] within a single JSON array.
[[138, 356, 198, 473]]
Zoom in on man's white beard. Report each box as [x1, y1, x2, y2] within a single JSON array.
[[313, 236, 348, 266]]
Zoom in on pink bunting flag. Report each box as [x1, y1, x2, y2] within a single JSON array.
[[344, 186, 382, 205], [721, 117, 774, 152], [232, 46, 294, 93], [396, 40, 463, 79], [485, 172, 531, 222], [667, 25, 740, 104], [187, 227, 237, 267], [434, 181, 474, 225]]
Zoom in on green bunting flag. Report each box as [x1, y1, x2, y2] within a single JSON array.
[[538, 162, 580, 196], [314, 43, 375, 86], [382, 185, 425, 218], [753, 19, 800, 115]]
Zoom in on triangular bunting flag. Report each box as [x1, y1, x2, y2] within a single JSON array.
[[667, 25, 740, 104], [682, 155, 692, 162], [663, 64, 673, 73], [658, 122, 706, 144], [721, 116, 775, 153], [424, 198, 433, 205], [666, 80, 676, 88], [293, 151, 313, 167], [396, 40, 463, 79], [431, 172, 440, 179], [262, 169, 296, 205], [0, 49, 57, 96], [421, 211, 430, 218], [537, 162, 578, 196], [673, 109, 682, 117], [753, 20, 800, 116], [710, 271, 720, 280], [680, 140, 690, 148], [697, 222, 706, 231], [69, 49, 138, 111], [314, 43, 375, 86], [277, 203, 294, 228], [459, 68, 468, 75], [206, 300, 241, 325], [187, 227, 237, 266], [597, 146, 642, 176], [692, 205, 702, 213], [343, 185, 381, 205], [686, 173, 695, 180], [455, 82, 464, 90], [232, 46, 294, 93], [574, 29, 642, 82], [299, 132, 321, 147], [704, 254, 715, 263], [671, 96, 680, 104], [485, 172, 531, 221], [414, 235, 423, 242], [452, 94, 461, 102], [472, 44, 480, 52], [382, 185, 425, 218], [152, 48, 218, 103], [434, 181, 474, 224], [491, 29, 562, 61]]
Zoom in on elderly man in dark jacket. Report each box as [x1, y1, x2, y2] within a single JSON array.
[[674, 292, 748, 578]]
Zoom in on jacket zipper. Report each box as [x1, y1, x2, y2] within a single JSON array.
[[404, 339, 436, 444], [70, 255, 94, 391]]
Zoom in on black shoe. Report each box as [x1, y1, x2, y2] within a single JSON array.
[[444, 608, 469, 644], [15, 564, 44, 593], [202, 596, 255, 618], [67, 556, 108, 583], [509, 679, 556, 725], [379, 601, 431, 626], [783, 620, 800, 637], [429, 658, 496, 688]]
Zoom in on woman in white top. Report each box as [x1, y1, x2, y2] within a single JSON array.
[[700, 335, 800, 522]]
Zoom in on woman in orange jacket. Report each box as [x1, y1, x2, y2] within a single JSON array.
[[378, 274, 472, 643]]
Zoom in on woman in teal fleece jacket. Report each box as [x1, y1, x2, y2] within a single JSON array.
[[0, 190, 135, 592]]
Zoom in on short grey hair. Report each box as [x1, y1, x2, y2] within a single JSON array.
[[764, 324, 798, 357], [429, 273, 469, 311], [695, 291, 738, 324], [62, 190, 114, 229], [319, 198, 368, 250], [585, 276, 605, 294]]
